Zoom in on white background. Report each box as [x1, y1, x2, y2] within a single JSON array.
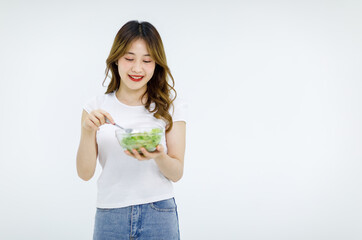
[[1, 0, 361, 239]]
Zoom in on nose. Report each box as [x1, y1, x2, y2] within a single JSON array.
[[131, 60, 142, 73]]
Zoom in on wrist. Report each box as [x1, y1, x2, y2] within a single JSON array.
[[154, 152, 168, 162], [81, 126, 96, 136]]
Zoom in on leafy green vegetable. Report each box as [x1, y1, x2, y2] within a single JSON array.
[[120, 128, 162, 152]]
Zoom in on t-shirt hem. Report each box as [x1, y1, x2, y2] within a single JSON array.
[[95, 193, 175, 209]]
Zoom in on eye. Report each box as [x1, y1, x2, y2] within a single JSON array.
[[125, 58, 134, 61], [144, 60, 152, 63]]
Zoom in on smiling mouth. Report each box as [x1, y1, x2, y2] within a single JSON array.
[[128, 75, 144, 82]]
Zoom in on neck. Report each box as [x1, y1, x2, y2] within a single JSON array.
[[116, 86, 148, 106]]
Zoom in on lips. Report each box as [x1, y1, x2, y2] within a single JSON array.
[[128, 75, 144, 82]]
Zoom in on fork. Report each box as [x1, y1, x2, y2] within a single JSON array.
[[106, 119, 133, 133]]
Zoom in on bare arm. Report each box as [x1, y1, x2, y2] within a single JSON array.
[[76, 109, 114, 181], [154, 121, 186, 182], [125, 121, 186, 182]]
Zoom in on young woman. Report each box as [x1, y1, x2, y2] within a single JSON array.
[[76, 20, 186, 239]]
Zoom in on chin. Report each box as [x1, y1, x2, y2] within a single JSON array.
[[127, 83, 147, 90]]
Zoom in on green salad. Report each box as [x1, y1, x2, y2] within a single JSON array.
[[120, 128, 163, 152]]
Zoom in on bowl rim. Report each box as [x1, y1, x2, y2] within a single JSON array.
[[115, 126, 164, 135]]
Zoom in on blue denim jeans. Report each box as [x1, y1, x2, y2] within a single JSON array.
[[93, 198, 180, 240]]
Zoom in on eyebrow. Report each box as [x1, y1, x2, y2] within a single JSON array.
[[125, 52, 151, 57]]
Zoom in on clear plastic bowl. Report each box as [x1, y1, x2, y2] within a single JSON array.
[[115, 124, 163, 153]]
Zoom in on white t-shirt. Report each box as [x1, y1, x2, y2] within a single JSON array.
[[83, 90, 187, 208]]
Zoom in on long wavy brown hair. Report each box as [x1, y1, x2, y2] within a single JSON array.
[[102, 20, 177, 132]]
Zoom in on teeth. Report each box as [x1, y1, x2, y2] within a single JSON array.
[[130, 75, 142, 79]]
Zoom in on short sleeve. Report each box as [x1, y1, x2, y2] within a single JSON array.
[[83, 95, 104, 114], [171, 96, 188, 123]]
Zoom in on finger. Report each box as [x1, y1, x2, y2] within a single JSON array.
[[125, 150, 140, 159], [156, 144, 164, 152], [88, 112, 101, 127], [124, 150, 133, 157], [132, 149, 147, 161], [140, 147, 151, 158], [88, 114, 101, 128], [93, 111, 106, 125], [99, 110, 115, 125], [85, 118, 99, 131]]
